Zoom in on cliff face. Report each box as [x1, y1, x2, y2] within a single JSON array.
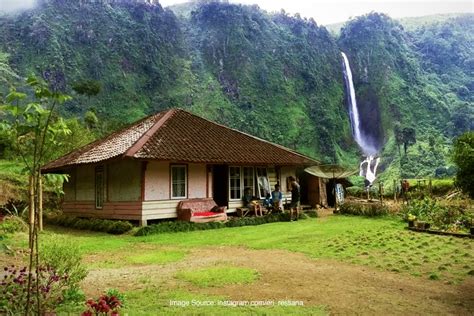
[[0, 1, 472, 178]]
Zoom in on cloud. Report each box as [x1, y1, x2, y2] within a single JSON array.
[[0, 0, 38, 13]]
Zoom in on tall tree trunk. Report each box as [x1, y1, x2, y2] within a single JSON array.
[[29, 175, 35, 248]]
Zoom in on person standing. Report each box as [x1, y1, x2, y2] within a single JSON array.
[[401, 179, 410, 204], [289, 176, 300, 221]]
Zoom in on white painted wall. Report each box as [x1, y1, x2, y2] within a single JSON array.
[[144, 161, 169, 200], [188, 163, 207, 198], [207, 166, 213, 198]]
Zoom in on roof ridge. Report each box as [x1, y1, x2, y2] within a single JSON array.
[[176, 109, 320, 164], [124, 108, 177, 157]]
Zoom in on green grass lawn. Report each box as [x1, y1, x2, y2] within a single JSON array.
[[29, 216, 472, 283], [2, 215, 473, 314]]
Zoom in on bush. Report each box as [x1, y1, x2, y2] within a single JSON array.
[[402, 198, 473, 232], [337, 202, 388, 217], [0, 265, 69, 315], [40, 235, 88, 297], [135, 211, 310, 236], [452, 131, 474, 198], [105, 289, 126, 308], [82, 291, 123, 316], [45, 214, 133, 235], [0, 215, 28, 235], [431, 179, 455, 195]]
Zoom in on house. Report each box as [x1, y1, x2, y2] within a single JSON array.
[[42, 109, 326, 226]]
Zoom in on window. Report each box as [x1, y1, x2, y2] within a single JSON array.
[[95, 166, 104, 209], [256, 167, 270, 198], [229, 166, 241, 200], [171, 165, 187, 198], [243, 167, 254, 195], [228, 166, 269, 201]]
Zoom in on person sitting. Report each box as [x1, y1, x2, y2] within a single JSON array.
[[262, 193, 273, 212], [271, 184, 283, 212], [242, 187, 263, 217]]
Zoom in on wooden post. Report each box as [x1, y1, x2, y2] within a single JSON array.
[[380, 182, 384, 205], [29, 175, 35, 247], [39, 176, 43, 232], [393, 179, 397, 203]]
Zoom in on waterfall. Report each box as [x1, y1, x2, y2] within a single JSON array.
[[341, 52, 380, 185]]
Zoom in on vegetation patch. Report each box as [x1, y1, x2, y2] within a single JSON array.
[[45, 214, 133, 235], [116, 289, 327, 315], [175, 266, 259, 288], [135, 212, 308, 236], [401, 198, 473, 233], [337, 202, 389, 217], [0, 215, 28, 236]]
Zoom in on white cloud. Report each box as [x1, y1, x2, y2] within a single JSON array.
[[160, 0, 473, 25], [0, 0, 37, 13]]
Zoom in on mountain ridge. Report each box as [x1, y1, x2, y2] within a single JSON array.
[[0, 1, 472, 180]]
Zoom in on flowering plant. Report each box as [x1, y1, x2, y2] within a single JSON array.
[[407, 214, 416, 221], [81, 293, 122, 316], [0, 265, 69, 315]]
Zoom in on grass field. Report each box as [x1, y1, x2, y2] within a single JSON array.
[[1, 215, 473, 314]]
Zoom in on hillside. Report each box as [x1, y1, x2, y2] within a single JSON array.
[[0, 0, 472, 181]]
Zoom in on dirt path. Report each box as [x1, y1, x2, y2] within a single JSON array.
[[85, 246, 474, 315]]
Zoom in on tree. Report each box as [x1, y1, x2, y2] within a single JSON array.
[[0, 51, 19, 86], [394, 124, 416, 156], [402, 127, 416, 155], [1, 75, 71, 314], [394, 123, 403, 155], [452, 131, 474, 198], [71, 79, 101, 97]]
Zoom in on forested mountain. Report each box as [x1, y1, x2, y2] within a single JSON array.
[[0, 0, 472, 179]]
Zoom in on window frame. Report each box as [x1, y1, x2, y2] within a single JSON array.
[[170, 164, 188, 199], [242, 166, 255, 196], [228, 166, 271, 202], [228, 166, 242, 201]]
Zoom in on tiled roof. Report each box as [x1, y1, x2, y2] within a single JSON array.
[[42, 109, 319, 172]]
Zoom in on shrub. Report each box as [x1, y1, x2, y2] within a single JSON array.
[[401, 197, 473, 232], [0, 215, 28, 235], [0, 265, 69, 315], [106, 221, 134, 235], [135, 211, 310, 236], [337, 202, 388, 217], [40, 235, 88, 298], [82, 292, 122, 316], [45, 214, 133, 235], [431, 179, 455, 195], [105, 289, 126, 308]]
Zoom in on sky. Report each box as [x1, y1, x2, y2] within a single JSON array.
[[160, 0, 473, 25], [0, 0, 36, 13], [0, 0, 472, 24]]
